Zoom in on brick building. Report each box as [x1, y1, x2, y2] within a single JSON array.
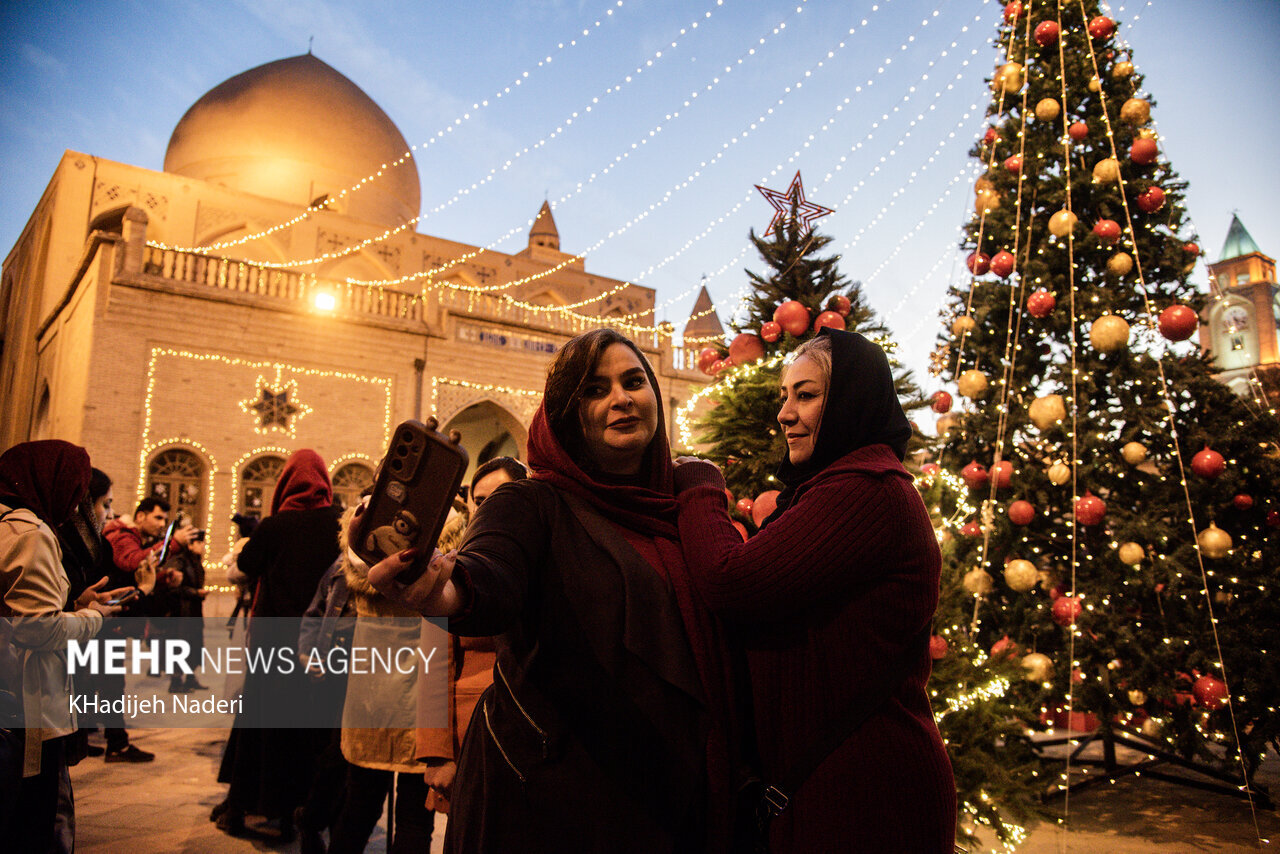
[[0, 54, 713, 554], [1202, 214, 1280, 401]]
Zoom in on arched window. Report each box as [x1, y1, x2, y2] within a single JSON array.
[[240, 455, 286, 519], [147, 448, 206, 526], [331, 462, 375, 511]]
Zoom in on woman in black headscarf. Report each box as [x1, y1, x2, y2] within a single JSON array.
[[673, 328, 956, 853]]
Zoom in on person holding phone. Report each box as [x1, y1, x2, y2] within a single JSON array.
[[671, 329, 956, 853], [104, 496, 196, 597], [367, 329, 742, 854]]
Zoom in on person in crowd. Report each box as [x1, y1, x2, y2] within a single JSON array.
[[416, 456, 528, 813], [58, 468, 157, 762], [672, 329, 956, 853], [0, 440, 120, 853], [158, 516, 209, 693], [104, 497, 197, 594], [367, 329, 742, 854], [222, 513, 258, 637], [213, 449, 342, 840]]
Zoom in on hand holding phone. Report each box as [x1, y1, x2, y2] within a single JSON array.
[[105, 588, 141, 606]]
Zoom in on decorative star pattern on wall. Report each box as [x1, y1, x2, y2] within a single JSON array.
[[238, 369, 313, 436], [755, 170, 834, 238]]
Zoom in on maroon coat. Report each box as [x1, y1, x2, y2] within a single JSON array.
[[676, 444, 955, 854]]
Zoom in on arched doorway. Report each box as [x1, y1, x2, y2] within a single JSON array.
[[239, 454, 286, 520], [331, 461, 375, 511], [147, 448, 207, 526], [442, 400, 528, 485]]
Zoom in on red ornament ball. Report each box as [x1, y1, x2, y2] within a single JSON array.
[[1192, 675, 1229, 710], [1075, 492, 1107, 526], [735, 497, 755, 516], [1137, 186, 1166, 213], [961, 460, 990, 490], [1093, 219, 1122, 244], [1088, 15, 1116, 39], [751, 491, 780, 527], [1034, 20, 1060, 46], [1191, 447, 1225, 479], [960, 521, 982, 538], [921, 463, 941, 478], [967, 252, 991, 276], [1003, 1, 1022, 23], [1027, 289, 1057, 318], [710, 359, 727, 375], [991, 460, 1013, 489], [1052, 595, 1083, 627], [1008, 500, 1035, 526], [1068, 121, 1090, 141], [697, 346, 721, 375], [983, 126, 999, 146], [760, 320, 782, 343], [773, 300, 811, 336], [929, 635, 949, 660], [728, 332, 765, 365], [1004, 155, 1022, 174], [1267, 510, 1280, 528], [991, 635, 1019, 658], [990, 250, 1016, 278], [1130, 137, 1158, 165], [828, 294, 852, 317], [813, 310, 846, 333], [1184, 242, 1200, 257], [1233, 494, 1254, 511], [1158, 304, 1198, 341], [931, 391, 954, 414]]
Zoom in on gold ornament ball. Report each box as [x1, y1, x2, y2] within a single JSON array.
[[957, 369, 989, 400], [935, 413, 960, 436], [1141, 717, 1163, 738], [1091, 314, 1131, 352], [952, 315, 978, 337], [1048, 462, 1071, 486], [1088, 76, 1102, 93], [1128, 689, 1147, 706], [1022, 652, 1053, 682], [1197, 523, 1232, 559], [974, 189, 1001, 214], [1034, 98, 1061, 122], [1121, 441, 1148, 465], [974, 175, 995, 194], [963, 568, 995, 596], [993, 62, 1025, 95], [1028, 394, 1066, 430], [1092, 157, 1122, 184], [1118, 542, 1145, 565], [1120, 97, 1151, 124], [1107, 252, 1134, 277], [1111, 60, 1135, 79], [1048, 209, 1078, 237], [1004, 559, 1038, 592]]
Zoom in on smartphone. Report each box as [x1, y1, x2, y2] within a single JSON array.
[[349, 418, 468, 583], [156, 520, 178, 564], [106, 588, 141, 606]]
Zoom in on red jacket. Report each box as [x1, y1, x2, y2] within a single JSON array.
[[676, 444, 956, 854], [103, 517, 175, 574]]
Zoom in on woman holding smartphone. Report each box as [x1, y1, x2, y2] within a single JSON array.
[[368, 329, 739, 854], [673, 329, 956, 853]]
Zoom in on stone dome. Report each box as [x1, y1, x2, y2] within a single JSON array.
[[164, 54, 419, 228]]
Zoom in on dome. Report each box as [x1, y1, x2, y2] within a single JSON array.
[[164, 54, 420, 229]]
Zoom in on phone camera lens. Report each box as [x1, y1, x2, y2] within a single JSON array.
[[390, 459, 403, 471], [396, 445, 409, 456]]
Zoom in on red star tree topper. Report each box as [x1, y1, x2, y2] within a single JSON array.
[[755, 170, 834, 238]]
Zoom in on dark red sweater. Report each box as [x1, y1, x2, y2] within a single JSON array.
[[675, 444, 956, 854]]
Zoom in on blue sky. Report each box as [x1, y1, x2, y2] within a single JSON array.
[[2, 0, 1277, 384]]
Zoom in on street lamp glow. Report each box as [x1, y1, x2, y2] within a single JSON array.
[[314, 292, 336, 311]]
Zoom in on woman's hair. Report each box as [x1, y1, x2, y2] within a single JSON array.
[[543, 328, 657, 458], [88, 467, 112, 501], [788, 334, 833, 381]]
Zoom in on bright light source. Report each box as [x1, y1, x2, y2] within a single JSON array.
[[314, 292, 336, 311]]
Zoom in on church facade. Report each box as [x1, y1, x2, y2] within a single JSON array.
[[0, 54, 713, 554]]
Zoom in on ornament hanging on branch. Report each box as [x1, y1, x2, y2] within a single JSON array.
[[1029, 394, 1066, 429], [1052, 595, 1083, 627], [1004, 559, 1037, 592], [1033, 20, 1059, 46], [813, 311, 846, 333], [931, 391, 953, 414], [1091, 314, 1131, 352], [1121, 441, 1148, 465], [728, 333, 765, 365], [1197, 523, 1232, 559], [1191, 447, 1226, 479], [1158, 304, 1198, 341], [957, 369, 989, 399], [1008, 500, 1035, 526], [773, 300, 811, 336], [990, 250, 1016, 277], [1130, 138, 1158, 165], [760, 321, 782, 343], [1021, 652, 1053, 682], [1075, 492, 1108, 526], [1027, 290, 1056, 318]]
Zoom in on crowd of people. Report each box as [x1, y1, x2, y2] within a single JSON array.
[[1, 326, 956, 853]]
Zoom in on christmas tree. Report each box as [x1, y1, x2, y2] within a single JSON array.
[[929, 0, 1280, 821], [678, 174, 1047, 848]]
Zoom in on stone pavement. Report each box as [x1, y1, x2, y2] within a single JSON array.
[[68, 723, 1276, 853]]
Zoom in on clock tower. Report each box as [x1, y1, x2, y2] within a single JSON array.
[[1203, 214, 1279, 400]]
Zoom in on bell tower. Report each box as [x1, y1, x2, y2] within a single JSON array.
[[1203, 215, 1279, 399]]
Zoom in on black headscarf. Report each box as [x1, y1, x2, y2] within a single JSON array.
[[763, 328, 912, 528]]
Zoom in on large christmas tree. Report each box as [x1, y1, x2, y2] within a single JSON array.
[[679, 175, 1047, 848], [929, 0, 1280, 819]]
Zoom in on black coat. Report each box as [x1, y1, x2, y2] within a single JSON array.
[[446, 478, 708, 854]]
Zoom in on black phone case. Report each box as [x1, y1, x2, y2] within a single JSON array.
[[350, 418, 468, 582]]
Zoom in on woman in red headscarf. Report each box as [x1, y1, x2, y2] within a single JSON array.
[[1, 440, 119, 852], [368, 329, 742, 854], [213, 449, 342, 838]]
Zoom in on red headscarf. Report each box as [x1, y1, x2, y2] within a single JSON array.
[[271, 449, 333, 515], [0, 440, 91, 528]]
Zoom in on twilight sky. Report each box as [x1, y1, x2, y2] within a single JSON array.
[[2, 0, 1277, 386]]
